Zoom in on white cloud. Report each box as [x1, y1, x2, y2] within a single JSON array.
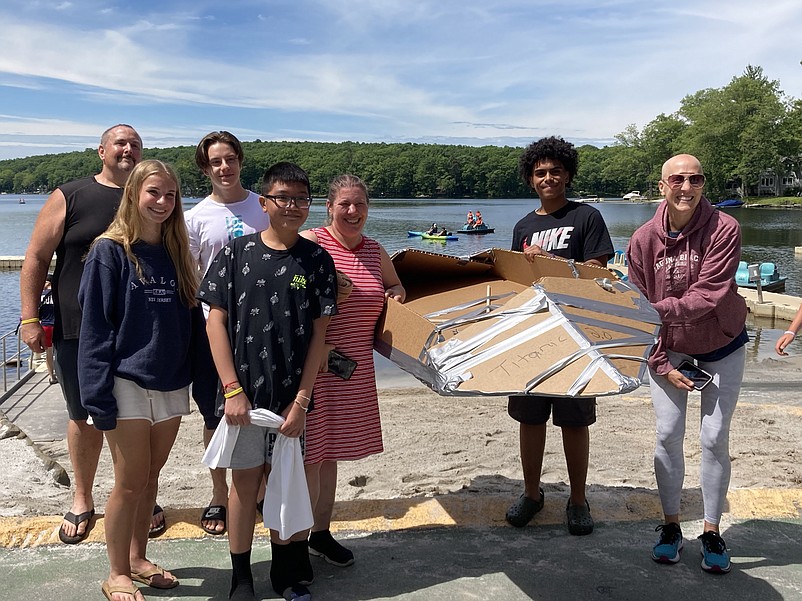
[[0, 0, 800, 160]]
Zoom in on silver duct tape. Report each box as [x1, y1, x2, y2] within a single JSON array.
[[539, 285, 662, 325], [413, 282, 657, 396], [422, 291, 515, 319], [559, 311, 659, 347], [431, 304, 650, 396], [426, 292, 557, 372]]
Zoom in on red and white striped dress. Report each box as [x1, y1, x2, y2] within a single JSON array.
[[304, 227, 386, 464]]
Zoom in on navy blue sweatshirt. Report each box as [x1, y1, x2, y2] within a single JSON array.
[[78, 238, 215, 430]]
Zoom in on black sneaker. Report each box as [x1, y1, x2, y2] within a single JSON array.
[[308, 529, 355, 566]]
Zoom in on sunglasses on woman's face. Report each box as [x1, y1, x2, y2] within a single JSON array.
[[664, 174, 705, 189]]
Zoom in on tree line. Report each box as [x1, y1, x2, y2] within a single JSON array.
[[2, 65, 799, 201]]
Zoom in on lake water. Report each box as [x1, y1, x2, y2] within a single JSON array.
[[3, 193, 802, 368]]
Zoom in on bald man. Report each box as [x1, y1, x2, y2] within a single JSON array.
[[627, 154, 748, 574]]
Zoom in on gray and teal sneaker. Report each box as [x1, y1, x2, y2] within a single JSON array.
[[699, 530, 731, 573], [652, 522, 683, 563]]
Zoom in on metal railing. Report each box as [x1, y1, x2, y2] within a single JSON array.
[[1, 327, 34, 399]]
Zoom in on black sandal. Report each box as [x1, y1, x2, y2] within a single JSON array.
[[505, 488, 545, 527]]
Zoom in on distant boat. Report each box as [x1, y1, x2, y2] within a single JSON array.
[[714, 198, 744, 208], [18, 198, 25, 204], [456, 226, 494, 234], [622, 190, 647, 201], [735, 261, 786, 293], [421, 233, 458, 241], [408, 231, 459, 240]]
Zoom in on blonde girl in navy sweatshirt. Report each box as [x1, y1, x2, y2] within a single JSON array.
[[79, 160, 214, 601]]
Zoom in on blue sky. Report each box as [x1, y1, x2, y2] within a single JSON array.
[[1, 0, 800, 160]]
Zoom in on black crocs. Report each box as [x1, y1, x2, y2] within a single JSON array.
[[566, 500, 594, 535], [505, 488, 545, 528]]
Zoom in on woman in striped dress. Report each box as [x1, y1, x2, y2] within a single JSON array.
[[301, 175, 405, 567]]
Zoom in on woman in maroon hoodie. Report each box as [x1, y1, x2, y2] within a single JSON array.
[[627, 154, 748, 575]]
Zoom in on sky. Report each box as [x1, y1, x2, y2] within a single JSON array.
[[1, 0, 801, 161]]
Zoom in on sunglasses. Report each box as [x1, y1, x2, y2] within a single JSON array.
[[664, 174, 705, 189]]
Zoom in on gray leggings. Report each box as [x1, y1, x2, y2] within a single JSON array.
[[648, 345, 745, 525]]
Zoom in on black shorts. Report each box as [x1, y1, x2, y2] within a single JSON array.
[[507, 395, 596, 427], [53, 338, 86, 421]]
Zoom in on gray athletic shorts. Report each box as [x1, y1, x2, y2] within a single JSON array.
[[507, 395, 596, 427], [228, 423, 305, 470]]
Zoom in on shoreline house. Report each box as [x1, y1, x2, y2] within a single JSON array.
[[754, 156, 801, 196], [726, 157, 802, 197]]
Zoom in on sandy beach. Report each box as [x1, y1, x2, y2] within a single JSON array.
[[2, 352, 802, 522]]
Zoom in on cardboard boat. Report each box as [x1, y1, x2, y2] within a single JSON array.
[[374, 248, 661, 398]]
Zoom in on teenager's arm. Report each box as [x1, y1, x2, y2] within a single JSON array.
[[583, 255, 608, 268], [206, 305, 251, 426], [280, 315, 331, 437]]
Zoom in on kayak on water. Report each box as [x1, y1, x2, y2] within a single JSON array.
[[421, 233, 459, 241]]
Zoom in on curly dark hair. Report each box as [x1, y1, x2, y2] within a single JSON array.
[[518, 136, 578, 186]]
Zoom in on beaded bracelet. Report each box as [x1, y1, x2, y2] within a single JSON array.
[[223, 386, 244, 399], [20, 317, 40, 325]]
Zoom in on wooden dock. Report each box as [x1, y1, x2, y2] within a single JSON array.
[[738, 287, 801, 322], [0, 256, 56, 271]]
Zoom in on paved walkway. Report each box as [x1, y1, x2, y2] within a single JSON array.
[[3, 372, 802, 599]]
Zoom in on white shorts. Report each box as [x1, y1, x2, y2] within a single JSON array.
[[113, 377, 190, 425]]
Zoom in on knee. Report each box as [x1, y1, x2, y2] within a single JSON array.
[[700, 425, 730, 455]]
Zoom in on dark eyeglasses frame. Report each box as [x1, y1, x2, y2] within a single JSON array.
[[264, 195, 313, 209], [664, 174, 706, 189]]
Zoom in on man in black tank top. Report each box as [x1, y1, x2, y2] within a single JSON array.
[[19, 124, 144, 544]]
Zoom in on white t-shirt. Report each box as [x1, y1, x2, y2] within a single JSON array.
[[185, 190, 269, 317], [185, 190, 269, 274]]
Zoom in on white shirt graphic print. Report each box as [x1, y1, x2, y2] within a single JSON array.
[[528, 226, 575, 253]]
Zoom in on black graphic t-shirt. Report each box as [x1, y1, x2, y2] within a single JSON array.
[[511, 201, 613, 262], [199, 233, 337, 415]]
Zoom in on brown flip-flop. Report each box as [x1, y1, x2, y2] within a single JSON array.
[[101, 580, 141, 601], [131, 564, 179, 589], [58, 508, 95, 544]]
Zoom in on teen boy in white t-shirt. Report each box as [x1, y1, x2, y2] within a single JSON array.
[[185, 131, 269, 535]]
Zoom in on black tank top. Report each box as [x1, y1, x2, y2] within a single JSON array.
[[52, 176, 122, 340]]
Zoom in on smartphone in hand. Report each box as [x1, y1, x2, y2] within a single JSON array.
[[677, 360, 712, 390]]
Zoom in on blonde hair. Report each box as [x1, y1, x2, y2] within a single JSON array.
[[96, 159, 198, 307]]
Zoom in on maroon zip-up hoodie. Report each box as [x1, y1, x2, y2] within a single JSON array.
[[626, 197, 747, 375]]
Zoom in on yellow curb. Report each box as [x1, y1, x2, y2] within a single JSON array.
[[2, 488, 801, 549]]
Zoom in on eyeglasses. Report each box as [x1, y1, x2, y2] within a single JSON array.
[[664, 174, 705, 189], [264, 195, 313, 209]]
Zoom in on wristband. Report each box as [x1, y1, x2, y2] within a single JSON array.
[[20, 317, 40, 325], [294, 399, 309, 413], [784, 330, 797, 338], [222, 380, 239, 392], [223, 386, 244, 399]]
